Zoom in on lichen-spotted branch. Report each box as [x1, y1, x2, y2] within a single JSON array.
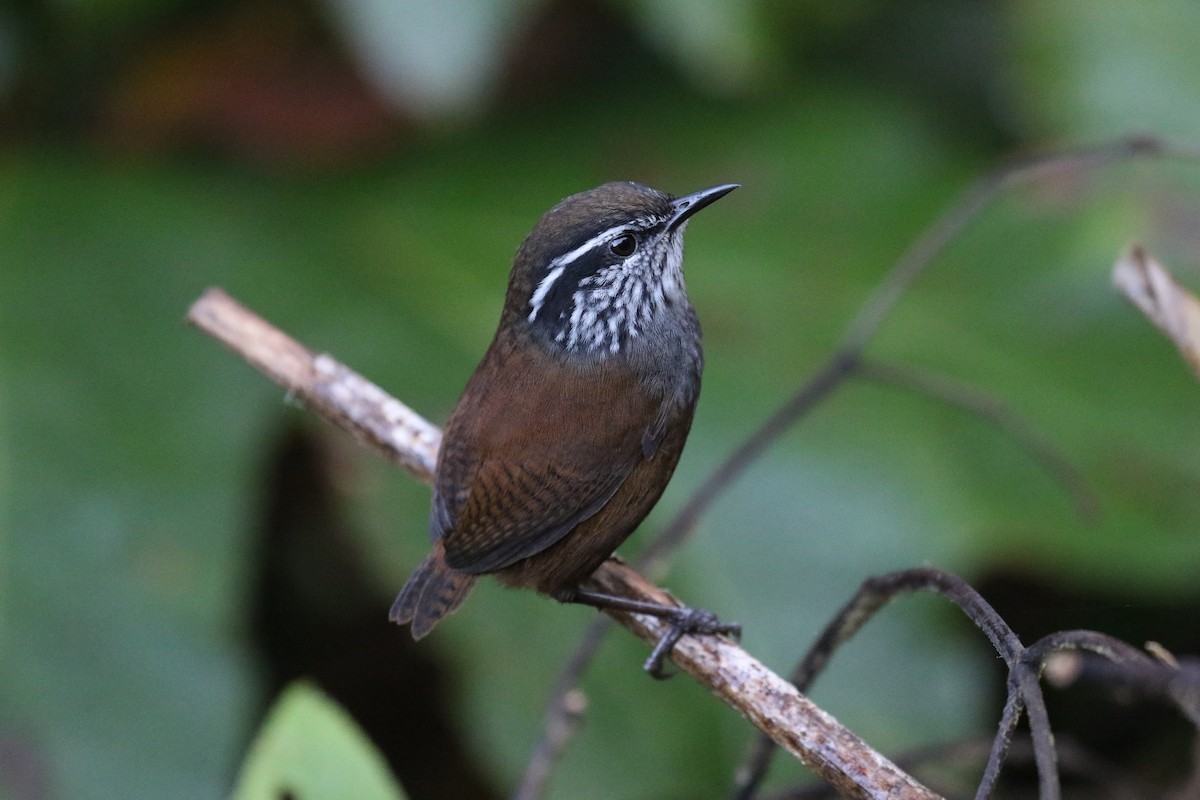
[[187, 287, 941, 800]]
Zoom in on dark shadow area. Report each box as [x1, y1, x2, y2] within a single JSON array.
[[249, 421, 503, 800], [974, 567, 1200, 796]]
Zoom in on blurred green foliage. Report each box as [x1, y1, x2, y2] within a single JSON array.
[[232, 682, 406, 800], [2, 1, 1200, 799]]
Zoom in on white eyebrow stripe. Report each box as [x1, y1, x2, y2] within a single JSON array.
[[526, 223, 633, 321], [552, 223, 632, 270]]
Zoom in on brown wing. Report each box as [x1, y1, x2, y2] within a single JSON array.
[[433, 332, 658, 575]]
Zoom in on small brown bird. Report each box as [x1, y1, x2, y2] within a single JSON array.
[[391, 181, 738, 675]]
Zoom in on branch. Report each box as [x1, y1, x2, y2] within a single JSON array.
[[1113, 244, 1200, 380], [187, 288, 442, 483], [187, 287, 941, 800]]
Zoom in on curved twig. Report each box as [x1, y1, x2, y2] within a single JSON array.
[[735, 582, 1200, 800], [1030, 630, 1200, 728], [731, 568, 1033, 800]]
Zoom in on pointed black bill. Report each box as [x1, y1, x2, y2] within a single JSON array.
[[667, 183, 739, 231]]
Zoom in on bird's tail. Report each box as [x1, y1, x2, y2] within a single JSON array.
[[390, 543, 477, 639]]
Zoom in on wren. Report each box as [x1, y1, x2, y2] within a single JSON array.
[[391, 181, 738, 676]]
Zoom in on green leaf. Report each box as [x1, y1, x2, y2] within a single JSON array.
[[233, 682, 407, 800]]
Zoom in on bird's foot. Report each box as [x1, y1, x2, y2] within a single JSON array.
[[644, 606, 742, 679], [559, 587, 740, 679]]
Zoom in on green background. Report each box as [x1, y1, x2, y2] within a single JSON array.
[[2, 1, 1199, 798]]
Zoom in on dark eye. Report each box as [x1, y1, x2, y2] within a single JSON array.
[[609, 234, 637, 257]]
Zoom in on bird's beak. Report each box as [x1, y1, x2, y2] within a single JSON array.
[[667, 183, 739, 231]]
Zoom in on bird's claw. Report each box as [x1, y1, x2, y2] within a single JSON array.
[[643, 607, 742, 679]]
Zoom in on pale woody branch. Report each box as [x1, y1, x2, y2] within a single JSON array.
[[187, 286, 939, 800], [188, 287, 441, 482], [1113, 244, 1200, 380]]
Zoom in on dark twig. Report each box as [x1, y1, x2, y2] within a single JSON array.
[[1004, 633, 1160, 800], [1014, 663, 1058, 800], [522, 133, 1192, 797], [731, 568, 1033, 800], [1025, 629, 1156, 673], [1009, 631, 1180, 800], [1033, 631, 1200, 729], [736, 580, 1200, 800], [652, 133, 1170, 568], [857, 360, 1101, 523], [975, 682, 1025, 800]]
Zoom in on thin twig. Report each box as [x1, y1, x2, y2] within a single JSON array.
[[522, 133, 1195, 796], [731, 568, 1034, 800], [187, 288, 941, 800], [654, 133, 1172, 568], [1015, 665, 1058, 800], [837, 135, 1172, 357], [735, 580, 1200, 800], [1033, 631, 1200, 729], [638, 352, 858, 575], [729, 569, 1123, 800], [975, 682, 1024, 800]]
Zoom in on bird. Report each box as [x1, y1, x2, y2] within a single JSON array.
[[390, 180, 739, 676]]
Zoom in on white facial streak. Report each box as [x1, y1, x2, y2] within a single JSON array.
[[527, 264, 565, 321], [527, 223, 633, 322]]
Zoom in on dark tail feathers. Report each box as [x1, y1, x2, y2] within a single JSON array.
[[390, 545, 477, 639]]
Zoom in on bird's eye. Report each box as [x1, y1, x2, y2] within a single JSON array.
[[609, 234, 637, 258]]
